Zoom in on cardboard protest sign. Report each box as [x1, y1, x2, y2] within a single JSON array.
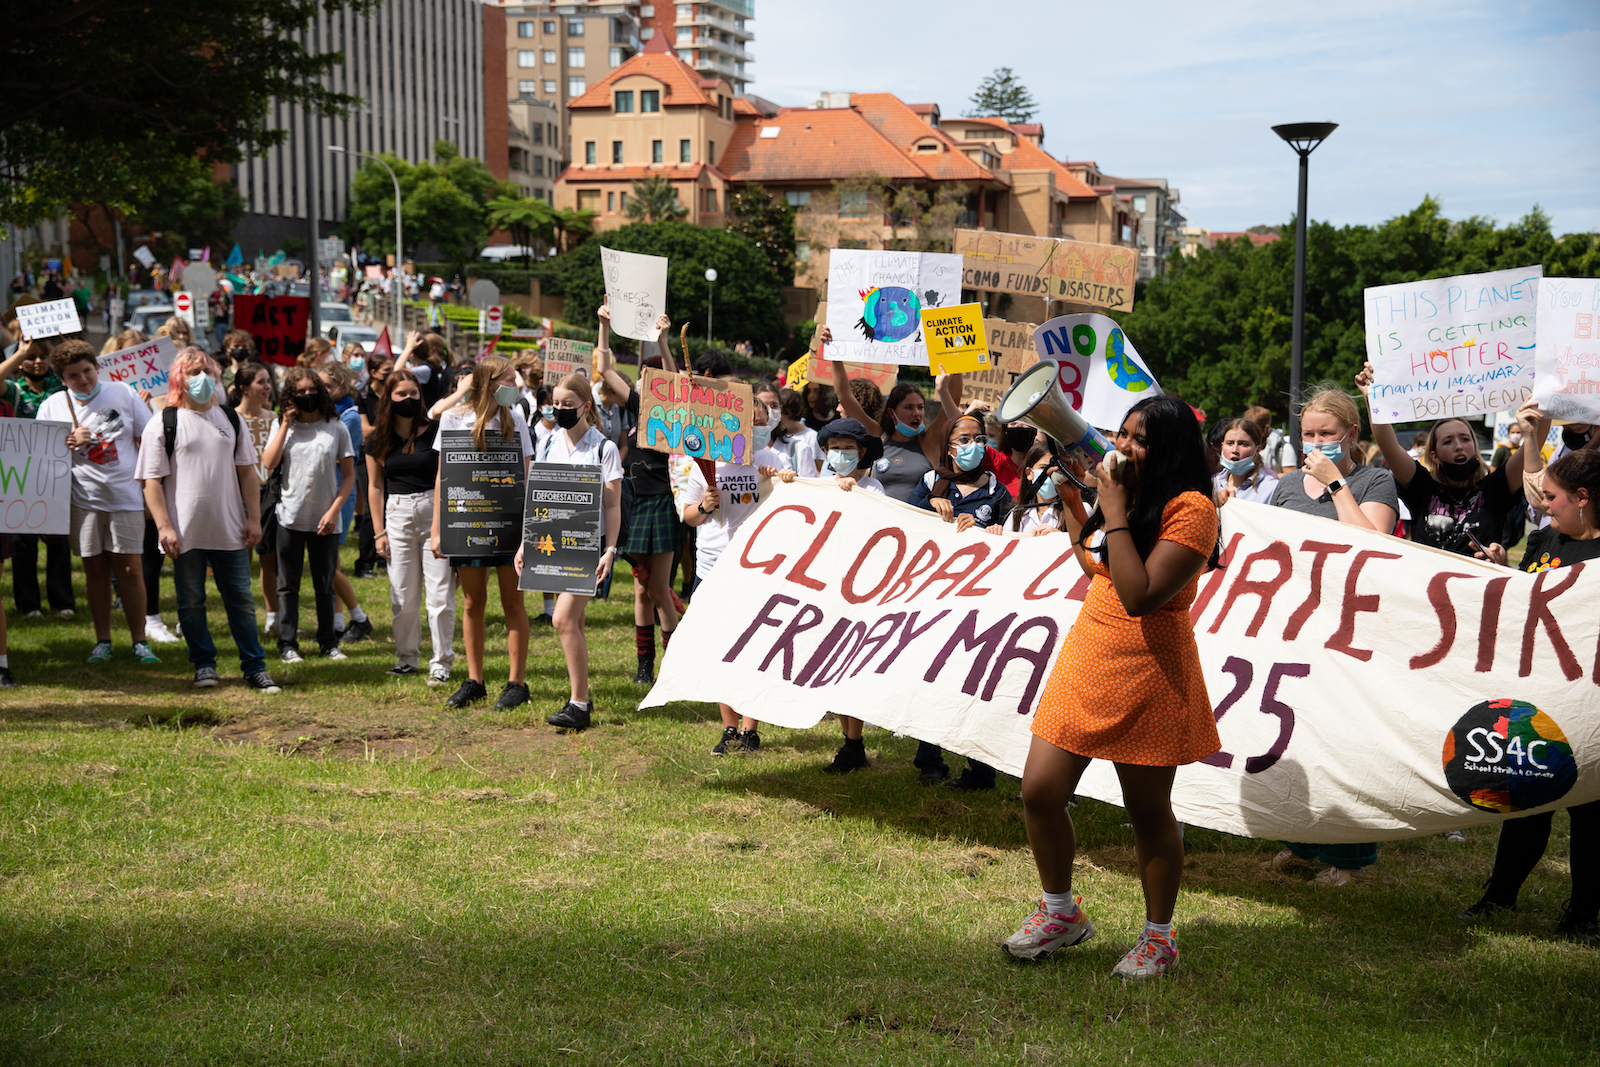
[[518, 463, 605, 594], [1033, 314, 1161, 430], [961, 319, 1035, 408], [824, 249, 962, 365], [232, 294, 312, 366], [636, 367, 756, 465], [436, 429, 525, 557], [1363, 267, 1541, 424], [98, 335, 176, 398], [542, 337, 595, 388], [600, 247, 668, 341], [15, 298, 81, 340], [919, 302, 990, 375], [0, 418, 71, 535], [1532, 277, 1600, 424], [647, 484, 1600, 843], [955, 229, 1139, 313]]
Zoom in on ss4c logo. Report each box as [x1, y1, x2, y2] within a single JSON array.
[[1442, 699, 1577, 814]]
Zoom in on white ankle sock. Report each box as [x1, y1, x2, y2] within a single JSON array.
[[334, 611, 345, 630], [1042, 891, 1077, 917], [351, 605, 367, 623], [573, 699, 591, 710], [1144, 919, 1173, 940], [543, 595, 555, 614], [266, 611, 277, 628], [0, 654, 10, 668], [145, 614, 161, 626]]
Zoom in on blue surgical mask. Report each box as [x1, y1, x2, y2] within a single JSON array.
[[69, 383, 101, 403], [186, 373, 216, 404], [349, 357, 365, 372], [895, 419, 924, 438], [1034, 474, 1058, 501], [826, 448, 858, 474], [1220, 455, 1257, 476], [954, 442, 984, 472], [1301, 440, 1343, 463], [493, 384, 519, 407], [752, 424, 772, 452], [540, 404, 556, 420]]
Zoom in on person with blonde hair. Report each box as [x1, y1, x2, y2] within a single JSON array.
[[297, 336, 334, 368], [429, 355, 533, 709], [156, 317, 193, 350], [100, 328, 147, 356]]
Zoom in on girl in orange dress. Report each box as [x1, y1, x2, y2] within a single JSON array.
[[1001, 396, 1221, 979]]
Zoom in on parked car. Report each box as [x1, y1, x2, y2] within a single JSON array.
[[327, 323, 379, 353], [125, 303, 174, 337]]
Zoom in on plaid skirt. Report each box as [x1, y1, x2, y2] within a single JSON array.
[[627, 492, 681, 556]]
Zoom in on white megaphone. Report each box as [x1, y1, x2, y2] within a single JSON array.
[[998, 361, 1118, 468]]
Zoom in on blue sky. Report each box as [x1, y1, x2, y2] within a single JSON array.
[[747, 0, 1600, 236]]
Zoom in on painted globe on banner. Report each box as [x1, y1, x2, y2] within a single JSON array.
[[1441, 698, 1578, 814], [859, 286, 922, 343], [1105, 328, 1155, 393]]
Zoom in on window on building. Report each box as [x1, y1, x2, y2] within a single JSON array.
[[585, 141, 596, 165], [542, 49, 556, 63], [567, 18, 584, 35], [543, 80, 557, 94], [677, 49, 692, 63], [679, 139, 691, 163], [839, 189, 869, 218], [1133, 195, 1147, 213], [1121, 224, 1131, 242], [542, 19, 556, 34], [838, 238, 868, 249], [549, 125, 558, 148], [705, 188, 719, 213], [517, 50, 537, 68], [567, 47, 585, 66], [609, 47, 623, 67], [510, 153, 522, 172], [534, 157, 544, 177], [518, 80, 537, 95], [607, 191, 615, 212], [642, 4, 654, 15], [676, 26, 691, 42], [578, 191, 602, 215], [676, 3, 691, 16], [612, 140, 623, 164], [785, 190, 811, 208], [614, 90, 634, 113], [640, 90, 660, 112], [795, 240, 811, 263], [533, 124, 543, 144], [708, 140, 715, 162], [567, 76, 585, 96], [652, 140, 663, 163], [621, 192, 629, 211], [517, 21, 535, 37]]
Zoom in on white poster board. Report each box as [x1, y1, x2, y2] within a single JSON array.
[[1531, 277, 1600, 424], [600, 248, 668, 342], [132, 246, 157, 269], [14, 299, 82, 340], [99, 334, 177, 398], [824, 249, 963, 365], [0, 418, 71, 535], [1032, 313, 1162, 431], [1363, 267, 1541, 424]]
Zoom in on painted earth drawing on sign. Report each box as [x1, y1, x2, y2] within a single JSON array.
[[1105, 328, 1154, 392], [857, 286, 921, 343]]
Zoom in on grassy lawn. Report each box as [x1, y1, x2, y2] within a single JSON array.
[[0, 546, 1594, 1065]]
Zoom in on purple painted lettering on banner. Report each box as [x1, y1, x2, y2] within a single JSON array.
[[758, 602, 825, 679], [794, 617, 853, 686], [724, 593, 799, 662], [1247, 663, 1309, 774], [1200, 657, 1253, 769], [874, 610, 950, 673], [982, 615, 1060, 713], [925, 611, 1017, 695], [848, 613, 906, 677], [812, 620, 871, 687]]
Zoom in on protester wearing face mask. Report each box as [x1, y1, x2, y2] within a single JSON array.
[[1355, 362, 1524, 557], [430, 355, 533, 709], [367, 370, 455, 685], [0, 336, 76, 622], [220, 331, 257, 389], [135, 348, 280, 693], [340, 341, 368, 393], [318, 363, 374, 636], [771, 389, 822, 476], [989, 443, 1065, 536], [1211, 418, 1279, 505]]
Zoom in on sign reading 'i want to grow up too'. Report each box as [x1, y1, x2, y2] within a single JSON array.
[[636, 367, 755, 465]]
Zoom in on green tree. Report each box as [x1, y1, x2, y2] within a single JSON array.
[[552, 207, 596, 254], [486, 196, 558, 265], [624, 175, 689, 223], [1115, 197, 1600, 421], [1, 0, 377, 225], [338, 140, 515, 263], [964, 67, 1037, 123], [726, 183, 796, 283], [120, 159, 246, 266], [553, 221, 787, 349]]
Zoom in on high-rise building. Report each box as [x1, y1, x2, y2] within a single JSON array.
[[639, 2, 753, 95], [230, 0, 501, 256]]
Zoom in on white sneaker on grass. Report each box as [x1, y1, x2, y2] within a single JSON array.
[[1000, 898, 1095, 960], [280, 648, 305, 665], [145, 616, 181, 644], [1314, 866, 1361, 887], [324, 647, 349, 661], [1112, 932, 1178, 978]]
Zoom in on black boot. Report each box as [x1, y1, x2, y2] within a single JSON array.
[[824, 738, 869, 775], [634, 657, 655, 685]]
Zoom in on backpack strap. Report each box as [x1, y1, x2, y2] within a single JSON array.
[[162, 405, 178, 460]]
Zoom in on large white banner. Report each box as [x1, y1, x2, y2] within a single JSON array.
[[1532, 277, 1600, 424], [1363, 267, 1541, 425], [645, 482, 1599, 842], [825, 249, 963, 365]]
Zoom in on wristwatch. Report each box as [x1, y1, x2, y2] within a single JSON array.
[[697, 501, 710, 514], [601, 545, 616, 556], [1326, 478, 1346, 496]]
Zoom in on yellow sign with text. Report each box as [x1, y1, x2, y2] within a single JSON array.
[[919, 302, 990, 374], [785, 355, 809, 388]]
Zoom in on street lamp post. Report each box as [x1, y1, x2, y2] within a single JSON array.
[[705, 267, 718, 344], [329, 145, 403, 343], [1272, 121, 1338, 456]]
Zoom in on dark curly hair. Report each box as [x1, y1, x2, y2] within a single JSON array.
[[1081, 395, 1219, 565]]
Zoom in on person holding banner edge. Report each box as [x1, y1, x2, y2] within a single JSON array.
[[1004, 395, 1220, 979]]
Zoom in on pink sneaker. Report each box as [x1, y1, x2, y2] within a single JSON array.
[[1000, 898, 1095, 960], [1112, 931, 1179, 978]]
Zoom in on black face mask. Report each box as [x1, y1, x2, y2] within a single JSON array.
[[1439, 455, 1478, 481], [554, 407, 581, 430], [291, 392, 321, 412], [1004, 426, 1037, 454], [1562, 426, 1593, 451], [226, 348, 250, 362], [391, 396, 421, 419]]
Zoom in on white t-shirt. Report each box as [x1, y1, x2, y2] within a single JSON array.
[[39, 381, 150, 512], [538, 424, 623, 484], [433, 407, 534, 459], [276, 417, 356, 531], [135, 404, 258, 552], [852, 475, 886, 496], [680, 447, 785, 574], [1009, 505, 1062, 535], [779, 426, 821, 476], [1213, 467, 1280, 505]]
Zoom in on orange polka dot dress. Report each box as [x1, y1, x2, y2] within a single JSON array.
[[1032, 491, 1220, 767]]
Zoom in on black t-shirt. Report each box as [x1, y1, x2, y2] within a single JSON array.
[[1402, 464, 1514, 556], [381, 422, 441, 496], [1521, 526, 1600, 573], [624, 390, 670, 497]]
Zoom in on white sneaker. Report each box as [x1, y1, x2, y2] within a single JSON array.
[[1000, 898, 1095, 960], [1314, 866, 1361, 887], [1112, 931, 1179, 978], [264, 612, 278, 634], [427, 667, 451, 688], [324, 647, 349, 661], [144, 617, 182, 644], [1271, 848, 1299, 871], [280, 648, 305, 664]]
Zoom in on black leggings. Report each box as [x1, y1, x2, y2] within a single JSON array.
[[1484, 799, 1599, 920], [142, 518, 164, 615]]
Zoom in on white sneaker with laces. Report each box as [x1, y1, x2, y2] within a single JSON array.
[[324, 647, 349, 661], [1112, 931, 1179, 978], [145, 617, 182, 644], [1000, 898, 1095, 960], [427, 667, 451, 688], [1314, 866, 1360, 887], [280, 648, 305, 664]]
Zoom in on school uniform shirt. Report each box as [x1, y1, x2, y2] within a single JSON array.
[[1213, 466, 1280, 505], [134, 404, 258, 553], [907, 470, 1015, 527], [538, 424, 623, 484], [1009, 505, 1063, 535], [433, 407, 534, 460], [39, 381, 150, 512], [679, 447, 785, 574], [275, 417, 356, 532]]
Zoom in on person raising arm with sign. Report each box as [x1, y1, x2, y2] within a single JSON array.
[[1007, 397, 1220, 979]]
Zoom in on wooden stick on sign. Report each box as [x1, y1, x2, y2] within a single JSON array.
[[679, 323, 721, 522]]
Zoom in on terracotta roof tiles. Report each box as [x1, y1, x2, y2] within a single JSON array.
[[567, 51, 728, 111], [719, 107, 929, 182]]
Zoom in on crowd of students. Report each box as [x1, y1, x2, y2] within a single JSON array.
[[2, 296, 1596, 972]]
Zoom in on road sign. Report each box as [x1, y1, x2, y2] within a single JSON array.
[[486, 305, 503, 335], [182, 262, 217, 297], [469, 279, 500, 310]]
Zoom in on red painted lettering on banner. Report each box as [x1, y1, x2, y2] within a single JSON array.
[[740, 504, 815, 574], [880, 540, 941, 604], [911, 544, 991, 601], [783, 509, 841, 590], [1189, 533, 1243, 623], [1409, 572, 1476, 669], [1325, 550, 1402, 661], [1520, 563, 1584, 680], [1065, 573, 1091, 601], [1207, 541, 1292, 637], [1282, 540, 1350, 640], [842, 528, 907, 604], [1475, 575, 1510, 672], [1023, 549, 1077, 600], [958, 539, 1018, 597]]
